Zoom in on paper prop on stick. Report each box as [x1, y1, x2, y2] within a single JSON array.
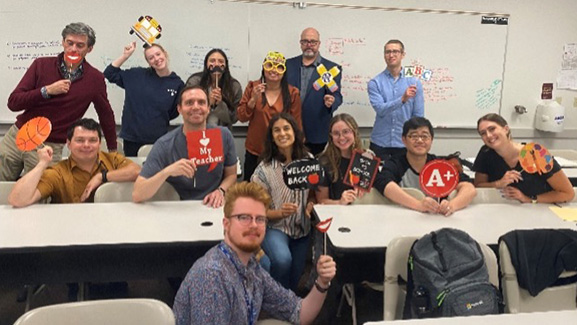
[[186, 129, 224, 172], [316, 217, 333, 255], [519, 142, 554, 174], [210, 65, 224, 88], [343, 150, 381, 192], [313, 64, 340, 92], [129, 15, 162, 47], [282, 158, 325, 190], [419, 159, 459, 198], [404, 65, 432, 81], [16, 117, 52, 151]]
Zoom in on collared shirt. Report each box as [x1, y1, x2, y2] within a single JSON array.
[[37, 151, 133, 203], [251, 158, 311, 239], [299, 54, 322, 101], [173, 242, 302, 325], [367, 68, 424, 148], [59, 56, 84, 82]]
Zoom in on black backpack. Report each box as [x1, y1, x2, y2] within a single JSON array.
[[403, 228, 501, 319]]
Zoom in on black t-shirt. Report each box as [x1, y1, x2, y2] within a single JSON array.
[[319, 156, 354, 200], [472, 145, 561, 197], [374, 153, 472, 196]]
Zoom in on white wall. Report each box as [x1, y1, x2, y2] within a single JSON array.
[[2, 0, 576, 157]]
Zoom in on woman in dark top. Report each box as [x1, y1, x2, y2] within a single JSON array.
[[473, 113, 573, 203], [185, 49, 242, 129], [316, 113, 374, 204]]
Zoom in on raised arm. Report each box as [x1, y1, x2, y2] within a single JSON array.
[[8, 147, 52, 207]]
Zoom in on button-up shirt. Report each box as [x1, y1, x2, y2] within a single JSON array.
[[367, 68, 424, 148], [173, 242, 302, 325]]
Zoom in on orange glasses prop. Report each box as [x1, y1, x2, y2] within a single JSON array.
[[16, 117, 52, 151], [519, 142, 554, 175]]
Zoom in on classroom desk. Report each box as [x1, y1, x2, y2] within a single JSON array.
[[0, 201, 224, 286], [364, 310, 577, 325], [315, 203, 577, 283]]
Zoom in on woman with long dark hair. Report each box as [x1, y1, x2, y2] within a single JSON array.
[[238, 51, 302, 181], [185, 48, 242, 129], [251, 113, 312, 290]]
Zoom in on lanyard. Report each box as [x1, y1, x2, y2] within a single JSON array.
[[218, 243, 256, 325]]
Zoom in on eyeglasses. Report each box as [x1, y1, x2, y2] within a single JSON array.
[[300, 39, 319, 46], [331, 128, 353, 138], [231, 214, 267, 226], [407, 134, 431, 141], [385, 49, 403, 56], [263, 60, 286, 74]]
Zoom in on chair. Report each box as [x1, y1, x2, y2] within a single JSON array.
[[383, 236, 498, 320], [94, 182, 180, 202], [0, 181, 16, 205], [137, 144, 154, 158], [499, 240, 577, 313], [353, 187, 424, 205], [14, 298, 175, 325], [573, 187, 577, 202]]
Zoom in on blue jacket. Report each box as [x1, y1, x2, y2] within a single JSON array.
[[286, 55, 343, 144]]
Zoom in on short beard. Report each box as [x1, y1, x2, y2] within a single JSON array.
[[303, 49, 316, 59]]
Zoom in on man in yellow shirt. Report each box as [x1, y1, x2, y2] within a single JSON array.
[[9, 118, 140, 207]]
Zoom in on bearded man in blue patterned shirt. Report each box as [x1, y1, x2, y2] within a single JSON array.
[[173, 181, 336, 325]]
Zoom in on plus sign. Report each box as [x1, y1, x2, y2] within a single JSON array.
[[444, 171, 454, 180]]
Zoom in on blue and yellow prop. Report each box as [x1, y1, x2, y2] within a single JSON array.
[[313, 64, 340, 92]]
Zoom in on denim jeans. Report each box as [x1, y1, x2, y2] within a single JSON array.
[[261, 228, 310, 290]]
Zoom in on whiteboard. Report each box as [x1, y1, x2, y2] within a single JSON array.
[[0, 0, 508, 128]]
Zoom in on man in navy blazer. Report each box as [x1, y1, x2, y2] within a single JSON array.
[[286, 27, 343, 155]]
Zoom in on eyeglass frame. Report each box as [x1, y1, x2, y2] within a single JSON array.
[[330, 128, 354, 138], [384, 49, 403, 56], [300, 39, 320, 46], [406, 133, 432, 141], [230, 214, 268, 226]]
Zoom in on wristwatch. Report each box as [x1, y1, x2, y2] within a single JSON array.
[[530, 195, 537, 204], [101, 169, 108, 183], [314, 279, 330, 293]]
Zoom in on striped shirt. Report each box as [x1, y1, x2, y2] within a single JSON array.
[[251, 159, 311, 239]]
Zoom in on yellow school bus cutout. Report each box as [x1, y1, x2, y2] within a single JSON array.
[[129, 15, 162, 47]]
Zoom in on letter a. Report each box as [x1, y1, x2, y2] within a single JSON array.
[[425, 169, 446, 187]]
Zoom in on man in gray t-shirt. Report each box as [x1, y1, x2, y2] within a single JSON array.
[[133, 85, 237, 207]]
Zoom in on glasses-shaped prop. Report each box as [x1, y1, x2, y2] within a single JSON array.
[[519, 142, 554, 175], [313, 64, 340, 92], [16, 116, 52, 152], [262, 51, 286, 74]]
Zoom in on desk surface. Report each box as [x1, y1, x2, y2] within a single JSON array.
[[365, 310, 577, 324], [0, 201, 224, 250], [317, 203, 577, 250]]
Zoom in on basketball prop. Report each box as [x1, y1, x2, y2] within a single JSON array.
[[313, 64, 340, 92], [316, 217, 333, 255], [343, 150, 381, 192], [419, 159, 459, 198], [283, 158, 325, 190], [519, 142, 554, 175], [186, 129, 224, 172], [16, 117, 52, 151]]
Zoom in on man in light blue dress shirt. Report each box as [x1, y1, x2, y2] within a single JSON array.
[[367, 39, 424, 161]]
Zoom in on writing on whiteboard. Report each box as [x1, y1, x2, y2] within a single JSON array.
[[185, 44, 242, 77], [4, 39, 61, 71], [475, 79, 502, 110], [422, 66, 457, 103]]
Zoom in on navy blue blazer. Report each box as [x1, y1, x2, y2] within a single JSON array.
[[286, 55, 343, 144]]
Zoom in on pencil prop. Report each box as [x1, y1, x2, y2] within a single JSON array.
[[16, 117, 52, 151], [519, 142, 554, 175], [313, 64, 340, 92], [316, 217, 333, 255]]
